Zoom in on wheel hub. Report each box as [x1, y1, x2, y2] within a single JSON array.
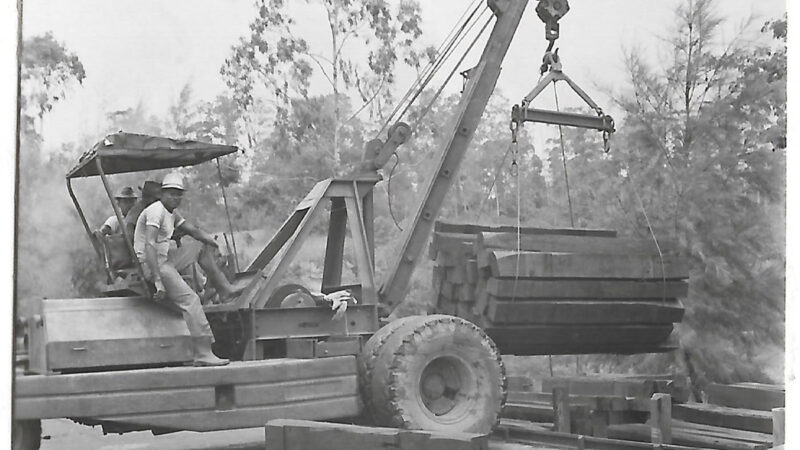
[[419, 356, 469, 417]]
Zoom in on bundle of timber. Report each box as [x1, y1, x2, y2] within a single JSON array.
[[497, 375, 780, 450], [430, 221, 688, 355]]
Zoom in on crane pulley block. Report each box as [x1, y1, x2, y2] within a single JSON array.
[[536, 0, 570, 46]]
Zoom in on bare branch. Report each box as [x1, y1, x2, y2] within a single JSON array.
[[345, 75, 388, 123]]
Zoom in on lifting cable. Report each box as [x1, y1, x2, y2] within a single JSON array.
[[552, 83, 575, 228], [410, 15, 493, 133], [624, 174, 669, 303], [476, 141, 514, 216], [386, 153, 403, 231], [216, 157, 240, 273], [378, 0, 486, 136], [383, 2, 493, 230], [396, 6, 491, 131]]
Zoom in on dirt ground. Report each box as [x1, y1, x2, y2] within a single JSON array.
[[39, 419, 554, 450]]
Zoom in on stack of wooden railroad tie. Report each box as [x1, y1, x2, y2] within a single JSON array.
[[429, 221, 688, 355]]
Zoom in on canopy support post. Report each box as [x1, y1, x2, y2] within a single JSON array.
[[67, 177, 103, 262], [96, 158, 151, 297]]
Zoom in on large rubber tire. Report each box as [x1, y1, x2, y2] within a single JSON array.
[[367, 315, 506, 433], [12, 419, 41, 450], [357, 315, 428, 421]]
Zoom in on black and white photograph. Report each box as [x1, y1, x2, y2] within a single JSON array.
[[6, 0, 790, 449]]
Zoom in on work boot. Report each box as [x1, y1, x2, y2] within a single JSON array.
[[193, 337, 229, 367], [217, 279, 248, 303], [198, 248, 247, 303]]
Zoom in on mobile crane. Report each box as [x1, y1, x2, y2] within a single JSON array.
[[13, 1, 670, 448]]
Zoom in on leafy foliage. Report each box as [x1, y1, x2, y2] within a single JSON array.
[[20, 32, 85, 135], [221, 0, 431, 162], [555, 5, 786, 384]]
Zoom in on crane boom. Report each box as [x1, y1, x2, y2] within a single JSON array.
[[379, 0, 530, 313]]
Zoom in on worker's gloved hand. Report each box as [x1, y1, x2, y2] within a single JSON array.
[[153, 280, 167, 302], [324, 290, 356, 321]]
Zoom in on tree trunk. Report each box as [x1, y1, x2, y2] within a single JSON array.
[[329, 6, 341, 166]]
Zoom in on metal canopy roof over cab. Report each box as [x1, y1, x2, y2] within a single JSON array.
[[66, 132, 238, 179], [66, 132, 240, 294]]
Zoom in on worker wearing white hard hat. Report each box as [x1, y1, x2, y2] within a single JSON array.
[[133, 171, 244, 366]]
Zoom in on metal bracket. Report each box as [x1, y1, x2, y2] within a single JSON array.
[[512, 61, 615, 151]]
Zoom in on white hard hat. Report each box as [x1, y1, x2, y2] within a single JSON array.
[[161, 172, 185, 190]]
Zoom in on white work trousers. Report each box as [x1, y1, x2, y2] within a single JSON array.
[[141, 240, 213, 340]]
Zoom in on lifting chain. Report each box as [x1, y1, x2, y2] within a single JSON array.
[[508, 120, 520, 177]]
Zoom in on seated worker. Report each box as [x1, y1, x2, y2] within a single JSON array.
[[123, 180, 161, 239], [133, 172, 245, 367], [96, 186, 137, 235]]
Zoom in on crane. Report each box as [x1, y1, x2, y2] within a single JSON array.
[[15, 2, 653, 447]]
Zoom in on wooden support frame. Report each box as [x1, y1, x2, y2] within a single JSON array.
[[230, 176, 380, 311], [225, 176, 381, 359]]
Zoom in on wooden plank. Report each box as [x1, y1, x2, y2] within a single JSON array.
[[228, 375, 357, 407], [672, 420, 773, 445], [97, 396, 361, 432], [542, 377, 655, 399], [266, 419, 490, 450], [431, 232, 478, 258], [447, 265, 467, 284], [501, 402, 554, 422], [458, 283, 476, 303], [607, 423, 769, 450], [487, 251, 689, 279], [650, 393, 672, 444], [486, 278, 689, 299], [16, 386, 215, 418], [496, 419, 704, 450], [508, 391, 649, 412], [706, 383, 785, 411], [487, 325, 674, 356], [435, 220, 617, 237], [773, 407, 785, 445], [507, 375, 534, 392], [672, 403, 772, 434], [479, 232, 677, 255], [495, 341, 678, 356], [465, 259, 479, 283], [436, 251, 463, 267], [439, 281, 455, 299], [553, 387, 571, 433], [545, 374, 690, 404], [438, 298, 456, 315], [487, 299, 685, 325], [15, 357, 355, 396], [591, 410, 609, 438]]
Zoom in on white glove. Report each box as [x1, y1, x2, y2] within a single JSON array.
[[324, 290, 356, 321]]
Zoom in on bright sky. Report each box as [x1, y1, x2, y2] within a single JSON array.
[[22, 0, 786, 151]]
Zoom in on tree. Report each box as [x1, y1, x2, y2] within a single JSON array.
[[20, 32, 85, 136], [556, 2, 786, 384], [221, 0, 430, 163], [17, 34, 91, 313]]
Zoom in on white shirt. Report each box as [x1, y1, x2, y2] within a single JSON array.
[[102, 215, 120, 234], [133, 201, 185, 264]]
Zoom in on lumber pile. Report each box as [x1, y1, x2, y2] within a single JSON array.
[[429, 221, 688, 355], [265, 419, 489, 450], [500, 374, 781, 450], [673, 383, 785, 435]]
